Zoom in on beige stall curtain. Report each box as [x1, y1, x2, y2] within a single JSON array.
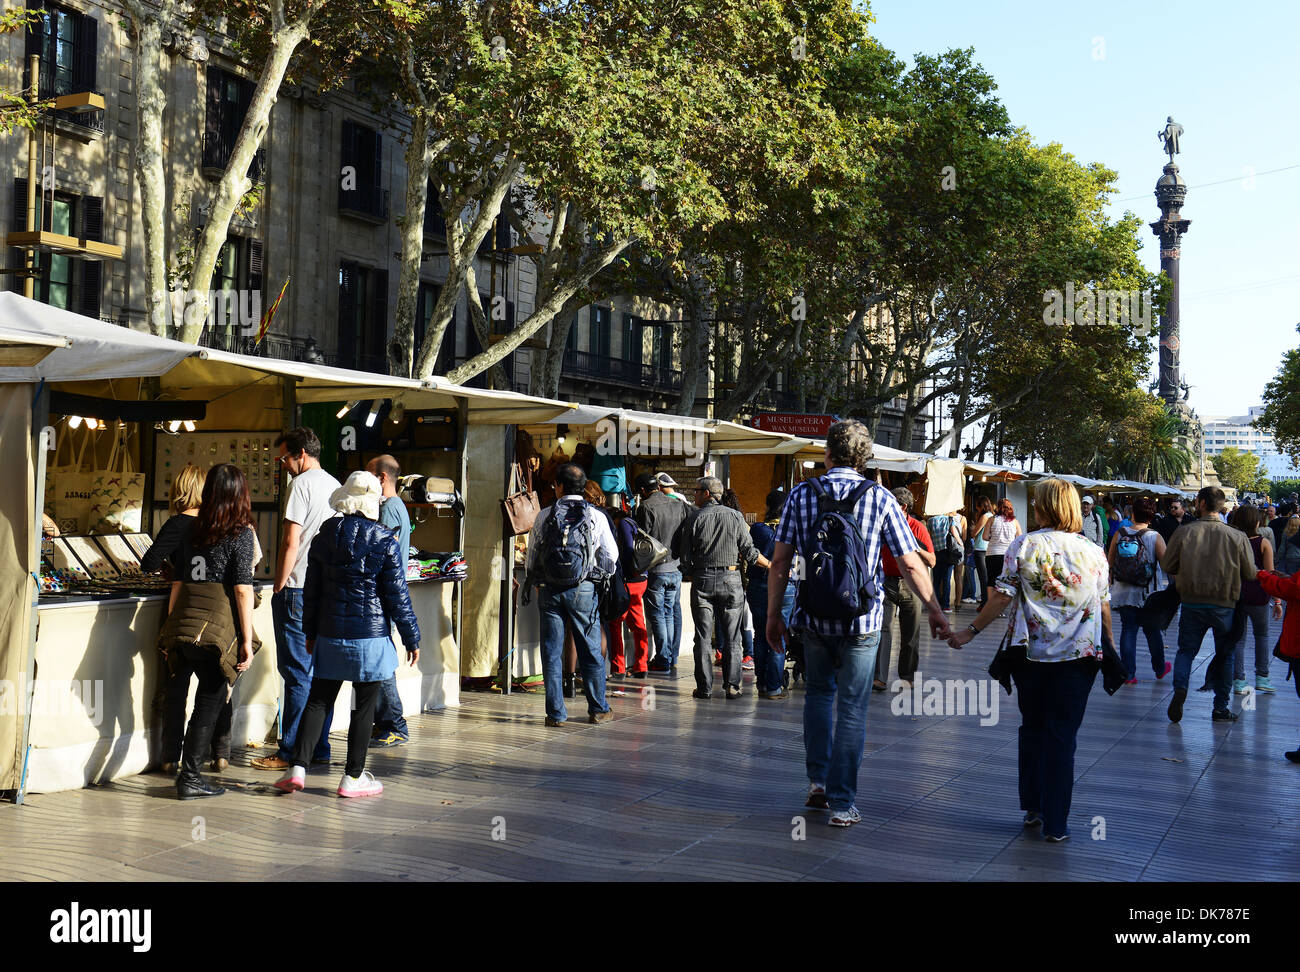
[[461, 424, 506, 678], [920, 458, 966, 517], [0, 383, 34, 789]]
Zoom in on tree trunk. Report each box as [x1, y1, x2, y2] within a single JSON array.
[[180, 13, 314, 343], [391, 114, 431, 377], [531, 300, 580, 399], [675, 294, 709, 415], [446, 237, 630, 385], [462, 259, 507, 389], [124, 4, 173, 336]]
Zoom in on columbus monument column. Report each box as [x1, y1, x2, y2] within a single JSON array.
[[1152, 116, 1191, 408]]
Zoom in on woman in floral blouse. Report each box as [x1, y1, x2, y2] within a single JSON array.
[[948, 478, 1114, 842]]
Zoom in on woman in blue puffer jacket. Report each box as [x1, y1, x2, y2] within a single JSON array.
[[276, 471, 420, 798]]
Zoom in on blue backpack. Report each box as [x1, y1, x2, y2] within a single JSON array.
[[797, 477, 875, 622]]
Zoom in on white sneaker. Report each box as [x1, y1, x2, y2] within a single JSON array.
[[273, 766, 306, 793], [829, 806, 862, 827], [337, 770, 383, 798]]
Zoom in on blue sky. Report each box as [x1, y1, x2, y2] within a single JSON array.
[[866, 0, 1300, 420]]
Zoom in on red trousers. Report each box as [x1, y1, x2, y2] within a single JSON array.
[[609, 579, 649, 674]]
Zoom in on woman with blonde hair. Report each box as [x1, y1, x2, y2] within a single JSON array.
[[950, 478, 1113, 842], [982, 497, 1022, 611], [1276, 516, 1300, 576]]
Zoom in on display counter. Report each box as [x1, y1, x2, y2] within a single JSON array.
[[22, 576, 458, 794]]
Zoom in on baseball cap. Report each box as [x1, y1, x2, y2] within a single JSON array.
[[655, 472, 678, 488], [1081, 494, 1095, 505], [634, 472, 658, 491]]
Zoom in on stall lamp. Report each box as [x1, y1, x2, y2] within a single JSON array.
[[802, 461, 815, 469], [365, 401, 381, 428], [168, 420, 182, 433], [67, 415, 83, 429], [558, 423, 569, 445], [183, 420, 196, 432], [336, 400, 360, 419], [83, 417, 98, 430]]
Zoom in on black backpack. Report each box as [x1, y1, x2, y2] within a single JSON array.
[[539, 499, 599, 588], [797, 478, 875, 622]]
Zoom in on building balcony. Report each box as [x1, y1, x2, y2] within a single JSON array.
[[338, 185, 390, 224], [562, 349, 681, 391], [201, 132, 266, 183]]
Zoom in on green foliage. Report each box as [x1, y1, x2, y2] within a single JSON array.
[[1256, 323, 1300, 469], [1, 10, 49, 135], [1212, 447, 1270, 494]]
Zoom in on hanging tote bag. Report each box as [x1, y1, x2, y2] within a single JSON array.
[[86, 425, 146, 534], [500, 462, 540, 536], [44, 424, 96, 534]]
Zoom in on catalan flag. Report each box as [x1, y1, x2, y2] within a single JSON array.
[[255, 276, 291, 348]]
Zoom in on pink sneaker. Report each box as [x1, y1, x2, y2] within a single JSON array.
[[274, 766, 306, 793], [337, 770, 383, 798], [1158, 662, 1173, 679]]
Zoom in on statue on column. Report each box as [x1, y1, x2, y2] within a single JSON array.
[[1159, 117, 1184, 162]]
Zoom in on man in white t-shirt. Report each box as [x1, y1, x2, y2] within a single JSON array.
[[252, 427, 343, 771]]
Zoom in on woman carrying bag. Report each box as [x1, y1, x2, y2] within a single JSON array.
[[157, 464, 259, 800], [948, 478, 1113, 842]]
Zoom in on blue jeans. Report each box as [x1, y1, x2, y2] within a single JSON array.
[[273, 588, 331, 763], [539, 581, 609, 721], [802, 628, 881, 812], [1173, 604, 1236, 711], [748, 582, 795, 694], [644, 571, 683, 666], [1012, 659, 1096, 839], [931, 562, 953, 610], [372, 674, 408, 738], [1117, 605, 1166, 678]]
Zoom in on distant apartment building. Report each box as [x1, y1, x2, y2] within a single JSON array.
[[1203, 406, 1300, 479]]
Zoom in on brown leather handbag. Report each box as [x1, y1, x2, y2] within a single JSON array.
[[501, 462, 540, 536]]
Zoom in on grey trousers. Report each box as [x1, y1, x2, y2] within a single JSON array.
[[692, 570, 744, 693], [1233, 601, 1272, 680], [875, 576, 922, 683]]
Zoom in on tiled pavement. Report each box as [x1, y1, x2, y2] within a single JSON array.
[[3, 606, 1299, 882]]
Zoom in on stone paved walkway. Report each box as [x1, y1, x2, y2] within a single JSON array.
[[3, 606, 1298, 881]]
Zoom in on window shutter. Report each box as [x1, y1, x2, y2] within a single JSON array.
[[80, 260, 102, 319], [81, 195, 103, 242], [204, 66, 223, 135], [495, 212, 511, 251], [23, 7, 44, 92], [372, 130, 382, 190], [338, 262, 357, 368], [248, 238, 263, 291], [75, 14, 97, 93], [13, 178, 29, 232], [369, 268, 388, 370], [424, 182, 446, 238]]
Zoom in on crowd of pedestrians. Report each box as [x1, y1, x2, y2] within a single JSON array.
[[151, 416, 1300, 830]]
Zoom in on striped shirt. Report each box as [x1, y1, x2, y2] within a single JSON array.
[[774, 467, 919, 637]]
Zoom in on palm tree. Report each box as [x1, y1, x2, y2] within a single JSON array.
[[1138, 409, 1194, 484]]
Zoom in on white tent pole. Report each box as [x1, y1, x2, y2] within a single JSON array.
[[14, 382, 49, 804]]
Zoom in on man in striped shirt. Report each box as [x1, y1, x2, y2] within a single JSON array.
[[767, 420, 952, 827]]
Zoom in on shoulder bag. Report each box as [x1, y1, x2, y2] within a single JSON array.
[[501, 461, 540, 536]]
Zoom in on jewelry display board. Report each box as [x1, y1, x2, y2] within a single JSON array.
[[95, 534, 142, 575], [122, 533, 153, 561], [153, 432, 280, 504], [57, 536, 119, 580]]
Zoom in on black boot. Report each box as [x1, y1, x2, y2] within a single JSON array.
[[562, 674, 575, 699], [176, 712, 225, 800]]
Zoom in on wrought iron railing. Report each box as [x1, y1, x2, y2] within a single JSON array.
[[201, 131, 266, 182], [562, 349, 681, 390]]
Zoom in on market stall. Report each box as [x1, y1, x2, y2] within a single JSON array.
[[0, 293, 571, 797]]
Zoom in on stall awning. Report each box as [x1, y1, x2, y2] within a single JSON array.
[[1046, 473, 1186, 497], [0, 294, 576, 424], [964, 461, 1032, 482], [538, 407, 800, 454], [0, 326, 68, 368]]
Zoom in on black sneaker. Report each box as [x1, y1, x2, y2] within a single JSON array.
[[630, 670, 648, 679], [725, 686, 742, 699], [1211, 708, 1238, 723], [1023, 811, 1043, 828], [805, 784, 829, 810], [1285, 748, 1300, 763], [608, 672, 626, 682], [1168, 686, 1187, 724], [691, 689, 711, 700]]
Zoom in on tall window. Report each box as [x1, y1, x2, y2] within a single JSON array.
[[10, 178, 102, 317], [339, 120, 386, 221], [338, 261, 388, 373], [212, 236, 263, 334], [25, 1, 97, 100], [651, 325, 672, 372], [423, 182, 446, 239], [203, 68, 258, 176], [621, 313, 642, 365], [589, 305, 611, 358]]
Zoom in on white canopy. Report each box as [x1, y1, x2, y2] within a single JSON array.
[[0, 293, 575, 424], [537, 405, 800, 454]]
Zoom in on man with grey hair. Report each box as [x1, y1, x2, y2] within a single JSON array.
[[768, 419, 952, 827], [682, 475, 771, 699], [874, 487, 935, 691]]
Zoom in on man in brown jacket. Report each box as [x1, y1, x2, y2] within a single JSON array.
[[1160, 486, 1258, 724]]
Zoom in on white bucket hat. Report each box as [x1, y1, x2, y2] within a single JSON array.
[[330, 470, 382, 520]]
